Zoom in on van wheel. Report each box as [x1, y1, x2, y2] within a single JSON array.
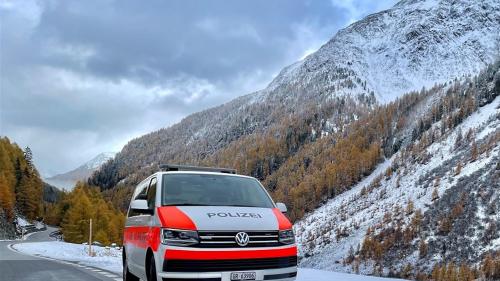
[[123, 252, 139, 281], [147, 254, 157, 281]]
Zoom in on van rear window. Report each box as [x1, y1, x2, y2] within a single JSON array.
[[161, 174, 274, 208]]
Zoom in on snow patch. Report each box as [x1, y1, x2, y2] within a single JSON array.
[[13, 241, 122, 274], [16, 217, 31, 227], [297, 268, 407, 281]]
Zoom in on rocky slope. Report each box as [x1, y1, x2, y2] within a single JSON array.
[[270, 0, 500, 103], [295, 63, 500, 276]]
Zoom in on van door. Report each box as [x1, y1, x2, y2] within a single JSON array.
[[126, 180, 151, 278], [134, 177, 157, 276]]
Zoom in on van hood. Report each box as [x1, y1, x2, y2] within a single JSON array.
[[157, 206, 291, 231]]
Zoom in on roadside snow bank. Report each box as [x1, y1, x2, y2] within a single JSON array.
[[12, 241, 407, 280], [298, 268, 407, 280], [13, 241, 121, 274]]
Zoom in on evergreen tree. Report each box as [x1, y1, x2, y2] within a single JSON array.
[[61, 187, 93, 243], [470, 141, 478, 161], [0, 173, 15, 221], [24, 147, 33, 171]]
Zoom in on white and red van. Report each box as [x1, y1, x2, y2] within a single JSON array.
[[123, 164, 297, 281]]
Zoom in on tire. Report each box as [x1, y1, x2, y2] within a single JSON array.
[[123, 252, 139, 281], [147, 254, 158, 281]]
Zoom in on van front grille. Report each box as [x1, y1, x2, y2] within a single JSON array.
[[163, 256, 297, 272], [196, 231, 281, 248]]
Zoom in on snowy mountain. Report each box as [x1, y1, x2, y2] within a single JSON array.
[[46, 152, 115, 190], [90, 0, 500, 192], [262, 0, 500, 103], [82, 152, 116, 170]]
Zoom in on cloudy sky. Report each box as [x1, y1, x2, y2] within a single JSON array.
[[0, 0, 397, 177]]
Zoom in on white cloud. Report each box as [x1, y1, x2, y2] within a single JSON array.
[[1, 0, 398, 176], [195, 18, 263, 44], [331, 0, 396, 24]]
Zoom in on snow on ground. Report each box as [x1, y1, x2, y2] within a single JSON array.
[[297, 268, 406, 281], [13, 241, 407, 280], [16, 217, 31, 227], [13, 241, 121, 274], [295, 96, 500, 273]]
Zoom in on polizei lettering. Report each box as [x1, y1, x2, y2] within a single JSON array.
[[207, 212, 263, 219]]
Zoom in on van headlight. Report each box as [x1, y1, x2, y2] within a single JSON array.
[[161, 228, 199, 246], [279, 229, 295, 245]]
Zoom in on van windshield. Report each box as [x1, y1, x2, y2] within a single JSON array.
[[161, 174, 274, 208]]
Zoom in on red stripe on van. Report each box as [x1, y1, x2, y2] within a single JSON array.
[[124, 226, 161, 251], [165, 246, 297, 260], [272, 208, 292, 230], [123, 226, 149, 249], [157, 206, 197, 230]]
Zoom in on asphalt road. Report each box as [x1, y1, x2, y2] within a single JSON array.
[[0, 227, 122, 281]]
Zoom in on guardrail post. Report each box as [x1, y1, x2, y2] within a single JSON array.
[[88, 219, 92, 256]]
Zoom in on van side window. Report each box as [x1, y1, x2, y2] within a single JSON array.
[[147, 177, 157, 210], [135, 182, 148, 200], [128, 181, 149, 217]]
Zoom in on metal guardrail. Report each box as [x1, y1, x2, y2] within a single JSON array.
[[49, 230, 62, 240], [16, 222, 47, 236]]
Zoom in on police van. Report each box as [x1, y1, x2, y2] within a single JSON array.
[[123, 164, 297, 281]]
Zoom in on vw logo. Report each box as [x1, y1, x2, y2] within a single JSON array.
[[235, 232, 249, 247]]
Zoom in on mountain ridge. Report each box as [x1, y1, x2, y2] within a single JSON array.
[[265, 0, 500, 103]]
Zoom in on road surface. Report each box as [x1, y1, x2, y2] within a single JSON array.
[[0, 227, 121, 281]]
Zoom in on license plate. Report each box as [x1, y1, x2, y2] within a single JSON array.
[[230, 272, 256, 280]]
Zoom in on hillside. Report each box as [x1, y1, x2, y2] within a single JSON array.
[[42, 182, 61, 203], [90, 0, 500, 198], [295, 63, 500, 278], [0, 138, 45, 239], [46, 152, 115, 190]]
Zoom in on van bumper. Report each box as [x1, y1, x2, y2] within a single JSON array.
[[158, 266, 297, 281]]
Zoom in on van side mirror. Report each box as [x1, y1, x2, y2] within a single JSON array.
[[130, 199, 153, 215], [276, 202, 287, 213]]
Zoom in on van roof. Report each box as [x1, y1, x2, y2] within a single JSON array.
[[155, 171, 254, 179], [159, 164, 237, 174]]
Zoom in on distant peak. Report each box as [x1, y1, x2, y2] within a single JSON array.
[[84, 152, 116, 170], [45, 151, 116, 190]]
